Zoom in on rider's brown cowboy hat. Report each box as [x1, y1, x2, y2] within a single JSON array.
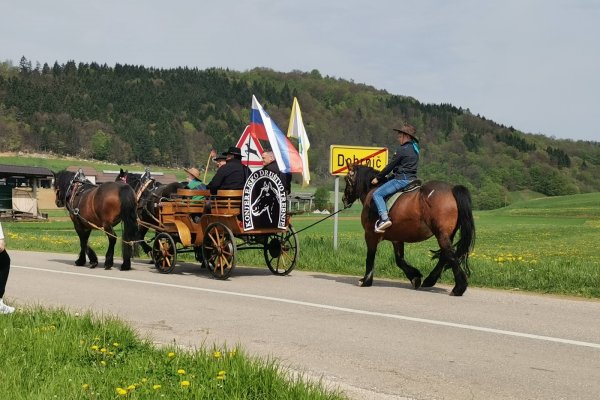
[[393, 124, 419, 143], [184, 167, 202, 180], [222, 146, 243, 158]]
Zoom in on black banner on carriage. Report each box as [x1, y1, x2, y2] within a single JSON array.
[[242, 170, 287, 231]]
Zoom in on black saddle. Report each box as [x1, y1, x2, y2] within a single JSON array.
[[401, 179, 422, 193]]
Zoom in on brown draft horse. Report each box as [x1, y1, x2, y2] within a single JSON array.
[[116, 169, 182, 257], [341, 164, 476, 296], [53, 170, 138, 270]]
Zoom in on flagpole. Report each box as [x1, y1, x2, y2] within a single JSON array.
[[203, 149, 214, 183]]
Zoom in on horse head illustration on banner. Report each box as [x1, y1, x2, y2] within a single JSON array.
[[242, 170, 287, 231]]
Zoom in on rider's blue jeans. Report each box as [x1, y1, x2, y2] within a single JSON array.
[[372, 178, 411, 220]]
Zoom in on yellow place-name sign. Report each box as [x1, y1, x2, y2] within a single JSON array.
[[329, 145, 389, 176]]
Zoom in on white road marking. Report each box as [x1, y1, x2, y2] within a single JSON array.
[[14, 264, 600, 350]]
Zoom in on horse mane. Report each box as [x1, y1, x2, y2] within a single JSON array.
[[353, 165, 379, 199]]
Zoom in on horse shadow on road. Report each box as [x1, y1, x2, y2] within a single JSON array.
[[309, 273, 449, 295]]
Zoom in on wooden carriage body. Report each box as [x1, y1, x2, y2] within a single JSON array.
[[146, 185, 297, 279]]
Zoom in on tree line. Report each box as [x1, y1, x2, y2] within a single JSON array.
[[1, 56, 599, 209]]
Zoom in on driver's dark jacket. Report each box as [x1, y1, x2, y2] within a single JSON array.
[[207, 158, 251, 195]]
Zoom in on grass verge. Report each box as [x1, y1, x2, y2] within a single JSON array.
[[0, 307, 346, 400]]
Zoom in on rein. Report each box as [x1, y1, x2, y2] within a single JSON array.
[[292, 205, 349, 236]]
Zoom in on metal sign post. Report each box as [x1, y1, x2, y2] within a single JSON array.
[[333, 176, 339, 250]]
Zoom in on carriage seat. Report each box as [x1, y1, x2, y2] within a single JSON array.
[[166, 189, 210, 220], [210, 190, 243, 216]]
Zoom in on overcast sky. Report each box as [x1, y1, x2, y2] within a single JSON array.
[[1, 0, 598, 142]]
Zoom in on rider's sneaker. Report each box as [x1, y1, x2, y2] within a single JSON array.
[[0, 299, 15, 314], [374, 219, 392, 233]]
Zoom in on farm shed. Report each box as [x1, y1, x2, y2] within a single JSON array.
[[0, 164, 53, 218]]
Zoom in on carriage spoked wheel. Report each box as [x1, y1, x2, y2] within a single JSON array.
[[264, 225, 299, 276], [152, 233, 177, 274], [202, 222, 236, 280]]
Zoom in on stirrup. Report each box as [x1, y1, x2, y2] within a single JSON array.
[[374, 219, 392, 233]]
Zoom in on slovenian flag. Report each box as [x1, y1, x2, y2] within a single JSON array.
[[250, 95, 303, 173]]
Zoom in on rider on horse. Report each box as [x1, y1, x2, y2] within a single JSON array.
[[370, 124, 420, 233]]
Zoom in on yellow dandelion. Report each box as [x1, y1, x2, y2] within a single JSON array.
[[141, 378, 148, 384], [228, 349, 237, 357], [177, 369, 186, 375], [153, 384, 161, 390], [100, 361, 106, 366], [218, 370, 226, 376], [127, 384, 136, 391], [167, 352, 175, 358], [213, 351, 222, 359], [216, 375, 225, 380], [116, 387, 127, 396], [180, 380, 190, 388], [100, 348, 107, 353], [82, 383, 90, 390], [113, 342, 120, 347], [90, 345, 99, 351]]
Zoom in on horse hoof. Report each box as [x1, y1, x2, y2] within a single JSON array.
[[421, 281, 433, 288], [104, 265, 112, 270], [411, 277, 422, 290], [89, 263, 97, 269], [76, 261, 86, 266], [449, 290, 464, 296], [358, 279, 372, 287], [120, 266, 131, 271]]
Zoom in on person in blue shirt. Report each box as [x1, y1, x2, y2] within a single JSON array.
[[370, 124, 420, 233]]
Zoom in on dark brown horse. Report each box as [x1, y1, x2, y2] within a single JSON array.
[[116, 169, 182, 256], [53, 170, 138, 270], [342, 164, 475, 296]]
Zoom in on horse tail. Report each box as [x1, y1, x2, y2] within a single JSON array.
[[119, 185, 139, 258], [452, 185, 476, 276]]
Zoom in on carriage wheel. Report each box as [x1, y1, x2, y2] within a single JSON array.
[[202, 222, 236, 280], [153, 233, 177, 274], [264, 225, 299, 276]]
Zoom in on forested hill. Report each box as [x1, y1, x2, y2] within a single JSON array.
[[1, 57, 599, 209]]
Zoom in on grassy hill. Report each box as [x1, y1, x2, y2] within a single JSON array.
[[2, 58, 600, 210]]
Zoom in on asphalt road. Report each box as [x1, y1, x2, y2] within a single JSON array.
[[6, 250, 600, 400]]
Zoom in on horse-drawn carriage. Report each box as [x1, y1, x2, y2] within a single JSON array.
[[122, 169, 299, 279]]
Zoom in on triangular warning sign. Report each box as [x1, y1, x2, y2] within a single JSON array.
[[236, 125, 265, 172]]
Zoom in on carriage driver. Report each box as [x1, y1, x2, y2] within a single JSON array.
[[370, 124, 420, 233], [207, 146, 252, 194]]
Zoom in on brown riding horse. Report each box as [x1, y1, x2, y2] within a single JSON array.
[[342, 164, 475, 296], [53, 170, 139, 270]]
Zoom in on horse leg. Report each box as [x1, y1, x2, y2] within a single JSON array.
[[449, 254, 468, 296], [422, 257, 446, 288], [392, 242, 422, 289], [120, 241, 132, 272], [104, 226, 116, 270], [423, 234, 453, 289], [138, 225, 152, 255], [359, 233, 379, 287], [75, 229, 92, 266]]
